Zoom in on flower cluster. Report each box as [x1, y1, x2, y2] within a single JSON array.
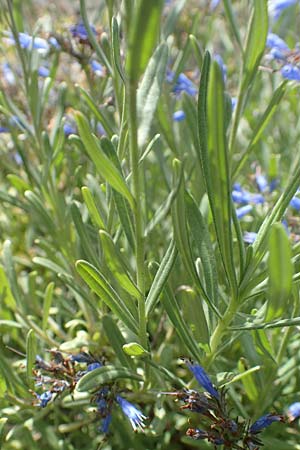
[[31, 350, 146, 434], [166, 360, 285, 449]]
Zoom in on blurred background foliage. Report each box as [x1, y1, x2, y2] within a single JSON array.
[[1, 0, 300, 448]]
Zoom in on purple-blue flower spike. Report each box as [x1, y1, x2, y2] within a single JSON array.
[[281, 64, 300, 81], [173, 110, 186, 122], [185, 360, 219, 399], [236, 205, 253, 219], [116, 395, 147, 431], [249, 413, 283, 433]]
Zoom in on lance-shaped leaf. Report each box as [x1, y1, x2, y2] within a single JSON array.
[[76, 365, 142, 392], [137, 42, 168, 147], [99, 230, 141, 301], [75, 112, 134, 209], [266, 223, 293, 321], [197, 53, 237, 294], [126, 0, 164, 83], [26, 329, 37, 389], [76, 260, 138, 334]]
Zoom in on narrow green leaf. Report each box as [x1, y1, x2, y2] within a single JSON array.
[[236, 359, 259, 401], [137, 43, 169, 147], [99, 230, 141, 300], [162, 0, 186, 38], [76, 260, 138, 334], [122, 342, 148, 357], [81, 186, 106, 229], [42, 282, 54, 330], [267, 223, 293, 320], [71, 202, 100, 268], [197, 54, 237, 293], [179, 287, 210, 346], [0, 264, 16, 310], [126, 0, 164, 83], [112, 16, 125, 82], [242, 1, 268, 88], [26, 329, 37, 389], [102, 315, 134, 369], [145, 239, 177, 316], [233, 81, 287, 177], [161, 285, 203, 361], [223, 0, 243, 53], [2, 240, 22, 307], [75, 112, 134, 209], [33, 256, 70, 277], [76, 365, 142, 392], [185, 192, 218, 308], [0, 418, 8, 448], [76, 87, 115, 137]]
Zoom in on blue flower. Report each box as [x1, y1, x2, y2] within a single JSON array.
[[287, 402, 300, 420], [63, 123, 77, 137], [231, 97, 237, 110], [1, 63, 16, 85], [269, 0, 298, 20], [236, 205, 253, 219], [70, 22, 96, 41], [37, 391, 52, 408], [5, 32, 49, 52], [266, 33, 290, 51], [185, 360, 219, 399], [290, 196, 300, 210], [243, 232, 258, 244], [87, 362, 102, 371], [281, 64, 300, 81], [0, 126, 9, 133], [167, 71, 197, 97], [173, 110, 186, 121], [38, 66, 50, 77], [210, 0, 221, 10], [90, 60, 104, 77], [249, 413, 282, 433], [100, 414, 112, 433], [70, 352, 94, 363], [116, 395, 147, 431], [255, 174, 268, 193], [48, 36, 60, 49]]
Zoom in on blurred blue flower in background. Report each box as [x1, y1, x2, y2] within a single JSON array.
[[236, 205, 253, 219], [167, 70, 197, 97], [90, 60, 104, 77], [5, 31, 49, 52], [243, 231, 258, 244], [281, 64, 300, 80], [287, 402, 300, 421], [173, 110, 186, 121], [269, 0, 298, 20], [70, 22, 96, 41]]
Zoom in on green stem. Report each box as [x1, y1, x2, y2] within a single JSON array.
[[127, 80, 147, 349]]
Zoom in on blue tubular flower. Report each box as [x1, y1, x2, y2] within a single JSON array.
[[87, 362, 102, 371], [243, 232, 258, 244], [37, 391, 52, 408], [167, 71, 197, 97], [116, 395, 147, 431], [173, 110, 186, 121], [101, 414, 112, 433], [0, 126, 9, 133], [38, 66, 50, 77], [236, 205, 253, 219], [70, 352, 94, 363], [90, 60, 104, 77], [231, 97, 237, 110], [70, 22, 96, 41], [249, 413, 282, 433], [290, 196, 300, 210], [266, 33, 290, 51], [6, 32, 49, 52], [281, 64, 300, 81], [63, 123, 77, 136], [185, 361, 219, 399], [2, 63, 15, 85], [287, 402, 300, 421], [255, 174, 268, 193]]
